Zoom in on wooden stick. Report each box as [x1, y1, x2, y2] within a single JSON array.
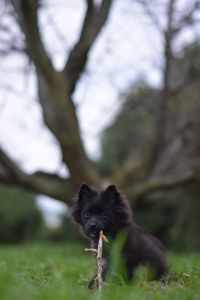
[[84, 230, 109, 290], [84, 248, 97, 253]]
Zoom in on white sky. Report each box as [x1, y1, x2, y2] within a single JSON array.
[[0, 0, 199, 222]]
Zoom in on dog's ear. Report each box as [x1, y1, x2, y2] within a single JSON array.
[[103, 185, 120, 204], [78, 183, 95, 203]]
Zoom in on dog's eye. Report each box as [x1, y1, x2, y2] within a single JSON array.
[[84, 213, 90, 219], [101, 213, 108, 220]]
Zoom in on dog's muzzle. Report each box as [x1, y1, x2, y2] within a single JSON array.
[[86, 220, 103, 237]]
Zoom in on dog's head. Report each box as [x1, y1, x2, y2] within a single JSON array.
[[72, 184, 119, 238], [71, 184, 131, 239]]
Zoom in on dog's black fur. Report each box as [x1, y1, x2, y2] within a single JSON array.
[[71, 183, 168, 283]]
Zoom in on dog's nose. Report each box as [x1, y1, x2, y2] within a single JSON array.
[[89, 223, 97, 232]]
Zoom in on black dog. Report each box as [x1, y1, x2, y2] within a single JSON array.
[[72, 183, 168, 283]]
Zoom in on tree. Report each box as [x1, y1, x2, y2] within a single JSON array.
[[0, 0, 113, 201], [0, 0, 200, 207], [99, 42, 200, 250]]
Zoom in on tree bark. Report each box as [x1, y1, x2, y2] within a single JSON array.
[[148, 0, 176, 171]]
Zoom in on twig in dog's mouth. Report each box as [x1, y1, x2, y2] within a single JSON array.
[[84, 230, 109, 290]]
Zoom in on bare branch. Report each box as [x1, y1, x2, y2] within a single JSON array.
[[0, 44, 26, 56], [147, 0, 176, 171], [174, 0, 200, 33], [137, 0, 164, 35], [64, 0, 114, 94], [0, 147, 74, 203], [85, 230, 109, 290], [130, 169, 200, 202], [11, 0, 55, 81], [0, 147, 27, 182]]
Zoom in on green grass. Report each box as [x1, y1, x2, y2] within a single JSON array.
[[0, 243, 199, 300]]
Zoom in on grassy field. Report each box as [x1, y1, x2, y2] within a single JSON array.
[[0, 243, 199, 300]]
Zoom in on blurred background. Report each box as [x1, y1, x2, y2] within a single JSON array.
[[0, 0, 200, 251]]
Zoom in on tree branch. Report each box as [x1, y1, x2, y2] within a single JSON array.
[[129, 169, 200, 202], [64, 0, 114, 94], [0, 147, 75, 203], [11, 0, 55, 81], [147, 0, 176, 171], [174, 1, 200, 33], [137, 0, 164, 36], [9, 1, 100, 186], [0, 147, 27, 182]]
